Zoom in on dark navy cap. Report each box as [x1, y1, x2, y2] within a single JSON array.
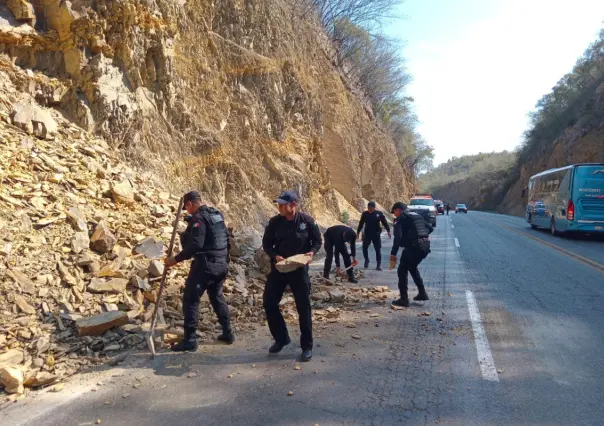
[[391, 202, 407, 213], [368, 201, 376, 208], [274, 190, 298, 205], [182, 191, 201, 208]]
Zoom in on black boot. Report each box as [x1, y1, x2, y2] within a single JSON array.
[[300, 349, 312, 362], [364, 259, 369, 269], [414, 286, 429, 301], [269, 338, 291, 354], [375, 263, 382, 271], [171, 339, 198, 352], [347, 270, 358, 284], [392, 298, 410, 307], [217, 331, 235, 344]]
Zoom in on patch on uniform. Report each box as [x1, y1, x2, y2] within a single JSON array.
[[299, 223, 307, 231], [193, 222, 201, 227], [209, 214, 224, 224]]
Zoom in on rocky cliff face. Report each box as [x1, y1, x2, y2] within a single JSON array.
[[499, 84, 604, 216], [0, 0, 414, 229]]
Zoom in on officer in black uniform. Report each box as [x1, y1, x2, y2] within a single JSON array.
[[357, 201, 391, 270], [165, 191, 234, 351], [389, 201, 433, 307], [323, 225, 358, 283], [262, 190, 322, 362]]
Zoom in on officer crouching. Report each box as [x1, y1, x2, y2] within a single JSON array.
[[262, 191, 322, 362], [165, 191, 234, 351], [389, 202, 433, 307]]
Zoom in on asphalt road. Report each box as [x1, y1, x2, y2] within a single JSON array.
[[3, 211, 604, 425]]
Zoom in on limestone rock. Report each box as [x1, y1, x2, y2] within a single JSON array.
[[72, 232, 90, 254], [134, 237, 164, 259], [7, 0, 36, 23], [0, 349, 24, 368], [76, 311, 129, 336], [7, 270, 36, 295], [275, 254, 312, 273], [24, 371, 58, 388], [11, 100, 58, 139], [111, 180, 135, 205], [14, 295, 36, 314], [87, 278, 128, 293], [254, 248, 272, 275], [90, 221, 117, 254], [66, 206, 88, 232], [148, 260, 164, 278], [0, 367, 24, 394]]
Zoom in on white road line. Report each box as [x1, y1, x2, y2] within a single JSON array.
[[465, 290, 499, 382], [454, 237, 460, 248]]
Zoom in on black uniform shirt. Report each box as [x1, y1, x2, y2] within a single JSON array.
[[357, 210, 391, 236], [262, 212, 322, 262], [324, 225, 357, 258], [175, 207, 229, 262], [391, 212, 433, 256]]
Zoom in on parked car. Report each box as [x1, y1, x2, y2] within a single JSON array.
[[455, 204, 468, 213], [434, 200, 445, 215]]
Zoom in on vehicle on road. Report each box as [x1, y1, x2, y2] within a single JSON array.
[[455, 204, 468, 213], [434, 200, 445, 214], [523, 163, 604, 236], [409, 194, 438, 227]]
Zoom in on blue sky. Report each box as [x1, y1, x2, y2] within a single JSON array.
[[385, 0, 604, 165]]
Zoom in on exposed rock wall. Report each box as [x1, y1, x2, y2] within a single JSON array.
[[0, 0, 415, 229]]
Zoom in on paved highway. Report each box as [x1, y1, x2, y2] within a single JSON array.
[[3, 211, 604, 425]]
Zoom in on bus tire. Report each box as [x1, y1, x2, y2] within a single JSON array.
[[550, 218, 560, 236]]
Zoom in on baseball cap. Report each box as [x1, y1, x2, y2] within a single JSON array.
[[273, 190, 298, 204], [391, 202, 407, 213], [182, 191, 201, 208], [368, 201, 376, 208]]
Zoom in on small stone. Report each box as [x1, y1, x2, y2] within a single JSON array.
[[133, 237, 164, 259], [24, 371, 58, 387], [88, 278, 128, 293], [123, 393, 130, 398], [148, 260, 164, 278], [187, 372, 197, 378], [51, 383, 64, 392], [0, 367, 24, 394], [111, 180, 135, 204], [7, 270, 36, 294], [351, 334, 361, 340], [227, 374, 234, 379], [14, 295, 36, 314], [294, 366, 301, 371], [287, 391, 293, 396], [71, 232, 90, 254], [96, 419, 102, 424], [90, 221, 117, 254], [76, 311, 129, 336]]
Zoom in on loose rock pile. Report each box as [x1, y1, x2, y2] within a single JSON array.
[[0, 108, 391, 399]]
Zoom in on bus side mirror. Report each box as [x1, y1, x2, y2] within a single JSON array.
[[521, 188, 526, 198]]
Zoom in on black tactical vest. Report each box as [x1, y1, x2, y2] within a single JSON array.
[[197, 206, 228, 255], [399, 212, 430, 248]]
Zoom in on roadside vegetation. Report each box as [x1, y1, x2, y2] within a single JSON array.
[[292, 0, 434, 174]]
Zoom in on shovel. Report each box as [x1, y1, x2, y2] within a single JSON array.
[[146, 196, 184, 357]]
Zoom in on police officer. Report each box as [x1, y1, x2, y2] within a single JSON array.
[[389, 202, 433, 307], [165, 191, 234, 351], [323, 225, 359, 283], [262, 190, 322, 362], [357, 201, 391, 270], [445, 203, 450, 216]]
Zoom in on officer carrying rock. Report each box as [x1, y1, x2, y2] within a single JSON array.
[[323, 225, 359, 283], [389, 201, 433, 307], [262, 190, 322, 362], [165, 191, 234, 351], [357, 201, 391, 270]]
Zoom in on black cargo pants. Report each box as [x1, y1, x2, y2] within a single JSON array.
[[263, 266, 313, 350], [362, 232, 382, 265], [397, 241, 430, 299], [183, 255, 232, 342]]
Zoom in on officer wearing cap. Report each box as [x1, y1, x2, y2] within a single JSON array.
[[165, 191, 234, 351], [323, 225, 358, 283], [389, 201, 433, 307], [262, 190, 322, 362], [357, 201, 391, 270]]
